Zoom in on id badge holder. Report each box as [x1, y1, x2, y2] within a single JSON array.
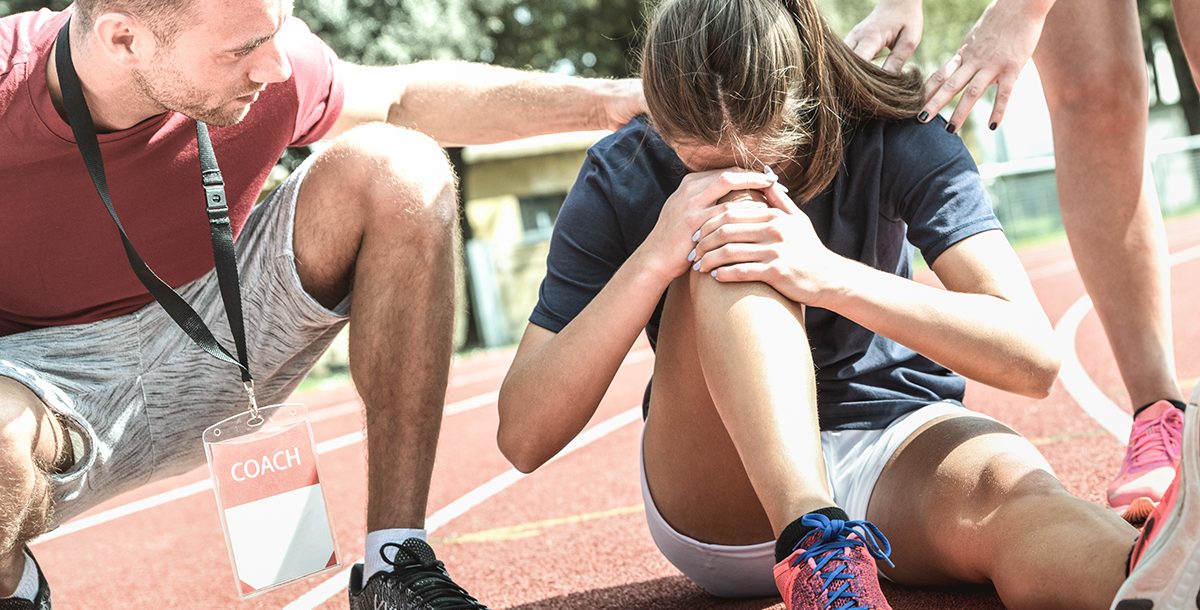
[[204, 402, 341, 598]]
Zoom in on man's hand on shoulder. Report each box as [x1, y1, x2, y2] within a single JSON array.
[[598, 78, 647, 132]]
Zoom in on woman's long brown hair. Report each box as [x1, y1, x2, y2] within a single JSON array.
[[641, 0, 925, 203]]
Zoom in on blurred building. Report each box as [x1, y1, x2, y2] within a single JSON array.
[[459, 131, 608, 347]]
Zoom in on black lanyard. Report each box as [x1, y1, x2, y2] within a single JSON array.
[[55, 20, 257, 407]]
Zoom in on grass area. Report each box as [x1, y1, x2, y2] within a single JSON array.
[[296, 370, 351, 394]]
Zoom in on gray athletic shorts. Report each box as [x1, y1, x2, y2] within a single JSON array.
[[0, 157, 350, 525]]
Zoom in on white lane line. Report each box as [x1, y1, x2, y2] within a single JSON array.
[[32, 480, 216, 545], [1169, 243, 1200, 267], [445, 391, 499, 416], [449, 363, 514, 389], [1055, 295, 1132, 443], [281, 405, 644, 610], [1055, 243, 1200, 442], [34, 427, 368, 546], [31, 348, 655, 546]]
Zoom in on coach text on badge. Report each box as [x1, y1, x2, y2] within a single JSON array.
[[205, 404, 340, 597]]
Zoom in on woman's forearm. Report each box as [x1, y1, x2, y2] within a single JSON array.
[[821, 259, 1060, 397], [498, 248, 674, 472]]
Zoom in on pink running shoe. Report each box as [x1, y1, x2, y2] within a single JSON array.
[[1108, 401, 1184, 517], [773, 514, 894, 610], [1111, 392, 1200, 609]]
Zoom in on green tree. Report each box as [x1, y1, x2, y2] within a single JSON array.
[[295, 0, 487, 65], [818, 0, 989, 76], [0, 0, 69, 14], [470, 0, 646, 77]]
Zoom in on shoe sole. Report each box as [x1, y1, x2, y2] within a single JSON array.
[[1119, 497, 1158, 527], [1111, 403, 1200, 610]]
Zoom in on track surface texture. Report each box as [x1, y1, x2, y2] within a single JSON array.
[[29, 214, 1200, 609]]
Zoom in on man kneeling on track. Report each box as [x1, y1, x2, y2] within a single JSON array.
[[0, 0, 643, 607]]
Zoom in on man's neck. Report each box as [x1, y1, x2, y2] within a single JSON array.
[[45, 26, 166, 133]]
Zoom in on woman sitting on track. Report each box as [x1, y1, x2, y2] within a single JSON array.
[[496, 0, 1200, 608]]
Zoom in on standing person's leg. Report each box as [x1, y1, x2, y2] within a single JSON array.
[[1173, 0, 1200, 85], [289, 123, 481, 606], [642, 273, 889, 606], [1033, 0, 1184, 513], [866, 412, 1137, 609]]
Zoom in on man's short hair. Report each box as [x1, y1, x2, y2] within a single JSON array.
[[73, 0, 195, 42]]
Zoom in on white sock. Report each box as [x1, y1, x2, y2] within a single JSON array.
[[3, 551, 38, 601], [364, 528, 428, 581]]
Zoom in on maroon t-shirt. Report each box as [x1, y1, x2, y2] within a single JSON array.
[[0, 9, 345, 337]]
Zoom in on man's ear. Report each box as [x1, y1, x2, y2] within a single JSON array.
[[90, 12, 158, 69]]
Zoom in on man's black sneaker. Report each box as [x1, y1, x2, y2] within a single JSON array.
[[348, 538, 488, 610], [0, 549, 50, 610]]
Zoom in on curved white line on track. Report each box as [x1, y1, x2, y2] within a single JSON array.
[[282, 405, 644, 610], [1055, 295, 1132, 443], [1055, 244, 1200, 441]]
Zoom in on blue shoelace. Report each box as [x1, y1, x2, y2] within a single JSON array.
[[791, 514, 895, 610]]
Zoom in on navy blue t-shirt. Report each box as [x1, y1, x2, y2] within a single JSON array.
[[530, 115, 1003, 430]]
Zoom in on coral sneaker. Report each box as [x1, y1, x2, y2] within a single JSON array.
[[1111, 392, 1200, 609], [773, 513, 894, 610], [1108, 401, 1183, 518]]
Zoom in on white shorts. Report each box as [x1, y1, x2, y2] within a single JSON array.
[[639, 401, 992, 598]]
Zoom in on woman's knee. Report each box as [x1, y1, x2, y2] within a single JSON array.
[[686, 271, 801, 322]]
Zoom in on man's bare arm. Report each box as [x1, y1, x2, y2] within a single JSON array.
[[326, 60, 645, 145]]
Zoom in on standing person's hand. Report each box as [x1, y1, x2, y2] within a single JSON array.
[[919, 0, 1054, 133], [844, 0, 924, 73]]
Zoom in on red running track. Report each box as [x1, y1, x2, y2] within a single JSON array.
[[28, 214, 1200, 609]]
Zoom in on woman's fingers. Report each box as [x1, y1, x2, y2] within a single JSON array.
[[694, 221, 782, 259], [692, 242, 773, 273]]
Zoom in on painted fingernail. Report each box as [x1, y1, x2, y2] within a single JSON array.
[[687, 248, 697, 262], [917, 111, 929, 122], [945, 123, 957, 134], [692, 261, 701, 271], [710, 270, 718, 278], [777, 183, 790, 194], [989, 122, 997, 131], [763, 165, 777, 179], [692, 229, 701, 242]]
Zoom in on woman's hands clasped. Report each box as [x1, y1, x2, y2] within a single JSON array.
[[644, 165, 846, 307], [688, 187, 846, 307], [641, 168, 784, 279]]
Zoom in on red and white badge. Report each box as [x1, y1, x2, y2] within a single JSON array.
[[204, 404, 340, 598]]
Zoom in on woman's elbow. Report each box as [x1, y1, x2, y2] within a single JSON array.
[[496, 405, 551, 473], [1016, 348, 1062, 399], [497, 429, 546, 474]]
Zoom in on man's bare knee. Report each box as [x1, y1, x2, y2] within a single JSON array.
[[324, 123, 458, 234], [0, 380, 57, 554]]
